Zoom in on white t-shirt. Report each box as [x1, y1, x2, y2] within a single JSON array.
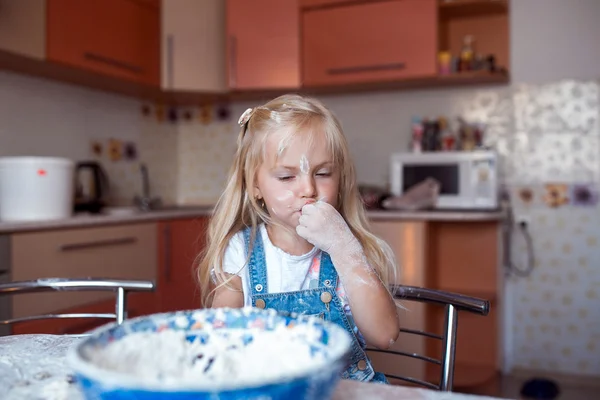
[[222, 224, 349, 308]]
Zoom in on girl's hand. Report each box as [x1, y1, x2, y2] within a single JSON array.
[[296, 201, 359, 259], [297, 201, 400, 349]]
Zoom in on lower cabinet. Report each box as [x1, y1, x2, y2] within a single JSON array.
[[8, 217, 209, 335]]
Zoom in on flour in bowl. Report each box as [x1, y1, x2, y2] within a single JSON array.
[[87, 325, 330, 387]]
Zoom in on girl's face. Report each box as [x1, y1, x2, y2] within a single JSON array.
[[254, 128, 340, 230]]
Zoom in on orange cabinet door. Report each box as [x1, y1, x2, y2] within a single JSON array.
[[157, 218, 207, 312], [0, 0, 46, 59], [226, 0, 300, 90], [47, 0, 160, 86], [302, 0, 437, 86]]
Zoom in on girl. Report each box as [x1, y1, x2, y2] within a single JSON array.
[[198, 94, 399, 383]]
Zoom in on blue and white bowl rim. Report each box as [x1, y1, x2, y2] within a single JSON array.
[[66, 307, 352, 392]]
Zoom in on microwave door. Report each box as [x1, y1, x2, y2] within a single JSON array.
[[403, 163, 460, 193]]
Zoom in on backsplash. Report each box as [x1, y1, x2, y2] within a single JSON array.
[[500, 81, 600, 376], [175, 122, 238, 205]]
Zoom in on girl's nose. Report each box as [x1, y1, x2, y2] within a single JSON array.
[[298, 175, 317, 198]]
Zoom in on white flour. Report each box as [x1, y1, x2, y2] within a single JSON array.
[[0, 335, 83, 400], [88, 325, 328, 387]]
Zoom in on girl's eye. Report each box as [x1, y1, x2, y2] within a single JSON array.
[[316, 171, 331, 177], [277, 176, 294, 182]]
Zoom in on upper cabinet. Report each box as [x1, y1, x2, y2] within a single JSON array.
[[46, 0, 161, 86], [438, 0, 509, 75], [161, 0, 227, 92], [226, 0, 300, 90], [302, 0, 438, 87], [0, 0, 509, 102], [0, 0, 46, 59]]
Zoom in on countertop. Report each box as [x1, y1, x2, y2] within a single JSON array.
[[0, 207, 505, 234], [0, 334, 507, 400]]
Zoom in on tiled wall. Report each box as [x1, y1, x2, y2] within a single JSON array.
[[500, 81, 600, 376]]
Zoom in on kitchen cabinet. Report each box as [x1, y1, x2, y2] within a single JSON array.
[[302, 0, 437, 86], [0, 0, 45, 59], [157, 217, 207, 312], [368, 221, 429, 383], [46, 0, 161, 86], [10, 223, 158, 319], [161, 0, 227, 92], [438, 0, 509, 75], [367, 218, 502, 391], [426, 221, 501, 389], [9, 222, 159, 335], [226, 0, 300, 90]]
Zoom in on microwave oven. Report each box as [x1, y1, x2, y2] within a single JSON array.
[[389, 151, 499, 210]]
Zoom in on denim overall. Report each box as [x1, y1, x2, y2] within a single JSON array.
[[243, 227, 388, 384]]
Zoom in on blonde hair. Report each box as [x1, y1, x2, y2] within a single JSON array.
[[197, 94, 397, 307]]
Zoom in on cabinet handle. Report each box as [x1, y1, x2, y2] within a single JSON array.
[[163, 224, 172, 283], [327, 62, 406, 75], [166, 35, 174, 89], [59, 237, 138, 252], [229, 36, 238, 88], [83, 52, 143, 75]]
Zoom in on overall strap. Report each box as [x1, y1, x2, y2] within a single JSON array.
[[243, 227, 268, 296], [318, 252, 338, 289]]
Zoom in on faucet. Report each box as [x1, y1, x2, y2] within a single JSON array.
[[134, 163, 161, 211]]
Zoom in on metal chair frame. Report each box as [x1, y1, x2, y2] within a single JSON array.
[[0, 278, 155, 334], [367, 284, 490, 392]]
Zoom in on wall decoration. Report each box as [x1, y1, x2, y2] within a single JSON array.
[[183, 109, 194, 121], [199, 104, 213, 124], [216, 103, 231, 121], [518, 187, 534, 205], [91, 140, 103, 157], [570, 183, 599, 207], [543, 183, 569, 208], [168, 106, 178, 123], [109, 139, 123, 162], [155, 104, 165, 123], [141, 104, 151, 117], [123, 142, 138, 161]]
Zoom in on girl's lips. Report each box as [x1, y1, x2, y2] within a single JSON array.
[[297, 200, 316, 212]]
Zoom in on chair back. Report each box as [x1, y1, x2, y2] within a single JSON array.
[[0, 278, 155, 336], [367, 284, 490, 391]]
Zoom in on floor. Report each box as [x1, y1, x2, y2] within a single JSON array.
[[458, 374, 600, 400]]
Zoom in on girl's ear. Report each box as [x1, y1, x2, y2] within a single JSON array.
[[254, 186, 263, 200]]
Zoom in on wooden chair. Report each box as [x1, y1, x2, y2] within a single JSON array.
[[367, 284, 490, 391]]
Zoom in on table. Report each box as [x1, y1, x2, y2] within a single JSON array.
[[0, 335, 505, 400]]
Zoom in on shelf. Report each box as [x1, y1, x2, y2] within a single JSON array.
[[0, 49, 509, 106], [230, 71, 509, 103], [439, 0, 508, 18]]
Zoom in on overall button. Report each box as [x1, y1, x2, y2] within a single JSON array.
[[324, 279, 332, 287], [255, 299, 266, 309], [357, 360, 367, 371], [255, 284, 263, 292], [320, 292, 332, 304]]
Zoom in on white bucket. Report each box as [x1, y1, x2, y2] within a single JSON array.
[[0, 157, 75, 222]]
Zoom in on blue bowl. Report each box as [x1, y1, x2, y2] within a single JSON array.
[[67, 308, 352, 400]]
